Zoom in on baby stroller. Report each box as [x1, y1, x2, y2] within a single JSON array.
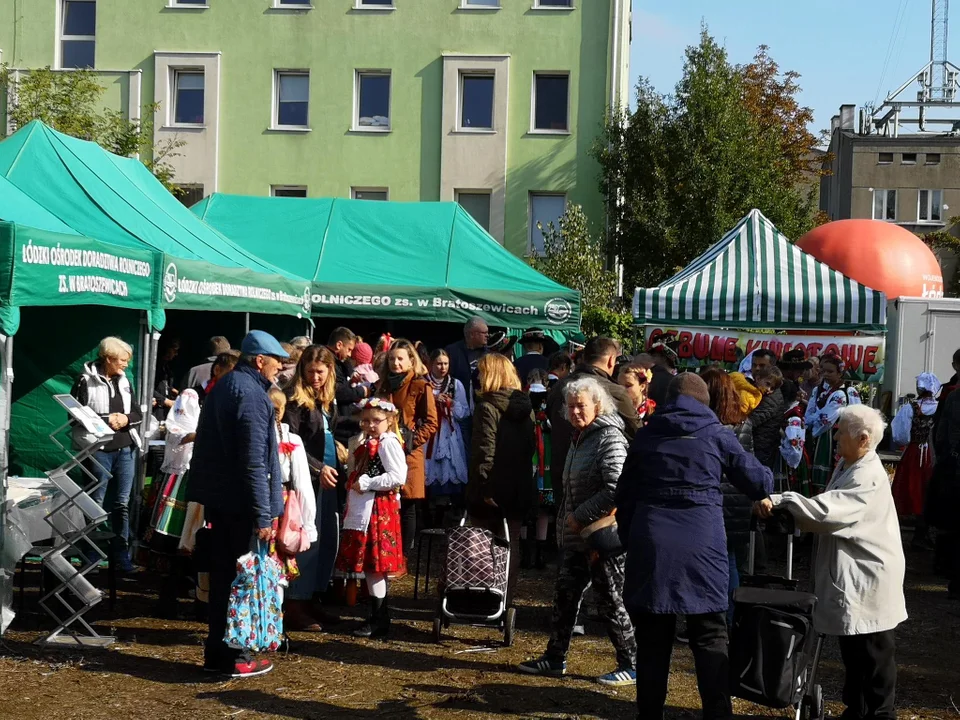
[[432, 515, 516, 646], [729, 509, 825, 720]]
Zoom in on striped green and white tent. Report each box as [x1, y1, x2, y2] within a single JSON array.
[[632, 209, 887, 331]]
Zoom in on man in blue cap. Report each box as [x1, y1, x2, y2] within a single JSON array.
[[189, 330, 288, 678]]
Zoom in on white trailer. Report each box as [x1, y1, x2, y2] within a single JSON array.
[[884, 297, 960, 404]]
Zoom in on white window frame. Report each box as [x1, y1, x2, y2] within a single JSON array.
[[918, 189, 944, 224], [872, 189, 897, 222], [272, 70, 311, 132], [170, 68, 205, 127], [273, 0, 313, 9], [528, 192, 567, 255], [460, 0, 501, 9], [167, 0, 209, 8], [455, 190, 493, 230], [271, 185, 308, 198], [530, 71, 571, 135], [58, 0, 96, 70], [351, 187, 390, 201], [354, 0, 395, 10], [532, 0, 574, 9], [458, 71, 496, 132], [353, 70, 392, 132]]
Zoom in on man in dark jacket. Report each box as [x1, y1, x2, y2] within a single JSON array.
[[932, 373, 960, 600], [616, 373, 773, 720], [188, 330, 287, 678], [547, 337, 641, 504], [327, 327, 369, 444], [445, 316, 489, 449], [514, 328, 552, 386]]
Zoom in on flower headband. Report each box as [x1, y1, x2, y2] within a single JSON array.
[[358, 397, 397, 413]]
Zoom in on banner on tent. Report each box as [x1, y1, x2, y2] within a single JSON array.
[[310, 285, 581, 330], [645, 325, 886, 381], [12, 233, 157, 309], [162, 257, 312, 317]]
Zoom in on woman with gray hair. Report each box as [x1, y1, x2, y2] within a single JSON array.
[[519, 376, 637, 687], [779, 404, 907, 720]]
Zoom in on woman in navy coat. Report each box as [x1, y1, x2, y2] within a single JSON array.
[[616, 373, 773, 720]]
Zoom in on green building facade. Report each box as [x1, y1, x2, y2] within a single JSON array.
[[0, 0, 631, 257]]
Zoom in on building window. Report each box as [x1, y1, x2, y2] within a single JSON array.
[[462, 0, 500, 6], [272, 185, 307, 198], [902, 152, 917, 164], [357, 0, 393, 6], [919, 189, 943, 223], [275, 71, 309, 128], [534, 0, 574, 7], [177, 185, 205, 207], [456, 192, 492, 232], [926, 153, 942, 165], [170, 0, 207, 5], [878, 152, 893, 164], [460, 73, 494, 130], [352, 188, 388, 201], [872, 189, 897, 222], [533, 73, 569, 132], [276, 0, 312, 6], [529, 193, 566, 254], [60, 0, 96, 69], [356, 72, 391, 130], [173, 70, 204, 125]]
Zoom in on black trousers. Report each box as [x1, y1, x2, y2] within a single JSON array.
[[204, 510, 255, 667], [837, 631, 898, 720], [630, 611, 732, 720], [401, 499, 421, 556]]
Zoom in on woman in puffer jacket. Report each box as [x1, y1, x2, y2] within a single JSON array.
[[701, 367, 754, 625], [519, 376, 637, 687]]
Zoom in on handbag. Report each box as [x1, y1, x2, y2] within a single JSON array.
[[224, 540, 284, 652], [277, 490, 310, 555], [580, 513, 622, 556]]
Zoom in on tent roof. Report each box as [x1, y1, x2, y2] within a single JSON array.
[[193, 193, 582, 330], [0, 174, 79, 235], [0, 121, 311, 316], [632, 209, 887, 332]]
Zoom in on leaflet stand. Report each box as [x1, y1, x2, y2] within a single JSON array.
[[34, 394, 116, 648]]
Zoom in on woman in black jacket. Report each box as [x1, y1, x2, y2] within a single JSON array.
[[283, 345, 342, 630], [749, 367, 786, 470], [468, 353, 536, 602]]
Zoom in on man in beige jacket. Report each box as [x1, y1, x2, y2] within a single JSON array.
[[780, 404, 906, 720]]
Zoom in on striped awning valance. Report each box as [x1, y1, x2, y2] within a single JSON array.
[[632, 210, 887, 331]]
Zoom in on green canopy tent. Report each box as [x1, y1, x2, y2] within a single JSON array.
[[632, 209, 887, 332], [192, 194, 582, 335], [0, 175, 161, 481]]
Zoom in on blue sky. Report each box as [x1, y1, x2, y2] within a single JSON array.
[[631, 0, 941, 137]]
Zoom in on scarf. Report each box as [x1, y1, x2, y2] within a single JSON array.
[[387, 371, 408, 393]]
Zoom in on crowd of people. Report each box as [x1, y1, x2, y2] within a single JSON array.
[[69, 318, 960, 720]]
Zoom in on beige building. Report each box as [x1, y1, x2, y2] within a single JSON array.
[[821, 105, 960, 234]]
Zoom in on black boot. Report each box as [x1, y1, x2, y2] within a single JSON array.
[[535, 540, 548, 570], [353, 598, 390, 639]]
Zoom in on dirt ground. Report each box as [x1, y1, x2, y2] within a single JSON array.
[[0, 542, 958, 720]]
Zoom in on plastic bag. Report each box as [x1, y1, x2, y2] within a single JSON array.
[[224, 541, 284, 652]]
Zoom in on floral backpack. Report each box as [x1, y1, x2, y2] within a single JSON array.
[[224, 541, 284, 652]]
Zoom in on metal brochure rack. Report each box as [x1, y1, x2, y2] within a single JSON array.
[[37, 394, 117, 648]]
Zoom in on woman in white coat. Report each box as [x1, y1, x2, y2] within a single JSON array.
[[779, 404, 906, 720]]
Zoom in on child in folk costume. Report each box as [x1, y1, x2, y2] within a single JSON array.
[[891, 373, 940, 547], [804, 354, 861, 493], [146, 388, 201, 616], [776, 381, 811, 495], [336, 398, 407, 638], [267, 389, 318, 591], [424, 349, 469, 516]]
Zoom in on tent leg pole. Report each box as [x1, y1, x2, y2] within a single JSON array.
[[244, 313, 250, 334], [132, 321, 158, 551], [0, 334, 13, 552]]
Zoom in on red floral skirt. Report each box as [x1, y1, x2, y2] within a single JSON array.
[[892, 442, 934, 517], [335, 492, 403, 574]]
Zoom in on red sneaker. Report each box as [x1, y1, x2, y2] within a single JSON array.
[[229, 658, 274, 678]]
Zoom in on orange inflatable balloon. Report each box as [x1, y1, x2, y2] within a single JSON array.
[[797, 220, 943, 299]]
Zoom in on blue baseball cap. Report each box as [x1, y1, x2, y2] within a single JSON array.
[[241, 330, 289, 359]]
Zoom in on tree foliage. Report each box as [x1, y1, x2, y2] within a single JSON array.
[[0, 66, 183, 193], [594, 31, 821, 294]]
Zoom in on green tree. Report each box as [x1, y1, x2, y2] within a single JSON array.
[[528, 204, 632, 342], [0, 66, 183, 193], [594, 31, 819, 295]]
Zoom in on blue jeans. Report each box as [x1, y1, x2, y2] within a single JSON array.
[[287, 485, 339, 601], [88, 446, 137, 552], [727, 548, 741, 626]]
